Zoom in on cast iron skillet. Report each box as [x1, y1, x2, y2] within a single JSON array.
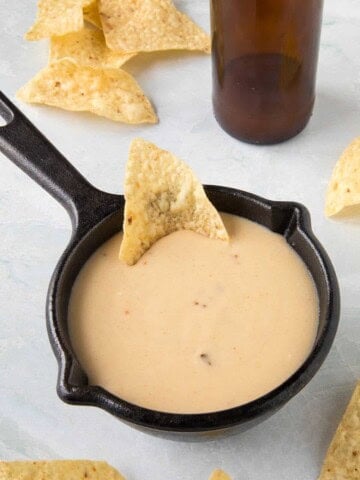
[[0, 92, 340, 437]]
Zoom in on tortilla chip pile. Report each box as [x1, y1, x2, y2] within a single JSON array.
[[18, 0, 210, 123], [318, 381, 360, 480], [0, 460, 126, 480], [120, 138, 229, 265], [0, 461, 232, 480], [325, 136, 360, 217]]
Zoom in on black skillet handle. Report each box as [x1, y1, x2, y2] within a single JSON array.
[[0, 92, 121, 233]]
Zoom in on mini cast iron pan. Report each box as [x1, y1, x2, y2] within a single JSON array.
[[0, 92, 340, 437]]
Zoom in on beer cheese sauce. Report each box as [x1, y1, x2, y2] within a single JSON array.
[[69, 213, 318, 414]]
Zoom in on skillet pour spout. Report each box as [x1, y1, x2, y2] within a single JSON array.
[[0, 93, 340, 438]]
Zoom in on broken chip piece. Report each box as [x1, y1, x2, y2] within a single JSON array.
[[119, 138, 228, 265], [209, 470, 233, 480], [318, 381, 360, 480], [98, 0, 211, 54], [50, 28, 136, 69], [17, 59, 157, 124], [0, 460, 126, 480], [325, 137, 360, 217], [25, 0, 89, 40]]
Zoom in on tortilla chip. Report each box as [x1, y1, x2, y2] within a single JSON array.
[[98, 0, 210, 53], [84, 0, 102, 29], [17, 59, 157, 124], [325, 137, 360, 217], [318, 382, 360, 480], [119, 138, 228, 265], [25, 0, 89, 40], [50, 28, 136, 69], [209, 469, 232, 480], [0, 460, 125, 480]]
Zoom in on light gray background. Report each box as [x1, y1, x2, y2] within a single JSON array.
[[0, 1, 359, 479]]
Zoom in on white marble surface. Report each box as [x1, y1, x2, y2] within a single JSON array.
[[0, 1, 359, 479]]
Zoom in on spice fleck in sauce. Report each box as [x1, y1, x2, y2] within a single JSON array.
[[69, 213, 318, 414]]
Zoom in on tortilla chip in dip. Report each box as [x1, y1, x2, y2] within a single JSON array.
[[318, 381, 360, 480], [17, 59, 157, 124], [209, 469, 232, 480], [50, 28, 136, 69], [119, 138, 228, 265], [25, 0, 89, 40], [83, 0, 102, 29], [98, 0, 210, 53], [325, 137, 360, 217], [0, 460, 125, 480]]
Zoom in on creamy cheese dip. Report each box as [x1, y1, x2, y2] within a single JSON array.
[[69, 213, 318, 414]]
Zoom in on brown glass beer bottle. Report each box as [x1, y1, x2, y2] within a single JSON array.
[[211, 0, 324, 144]]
